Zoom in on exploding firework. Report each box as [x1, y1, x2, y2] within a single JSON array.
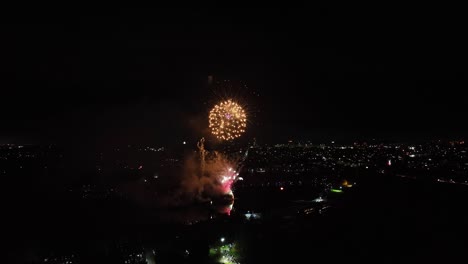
[[219, 166, 239, 195], [209, 99, 247, 140]]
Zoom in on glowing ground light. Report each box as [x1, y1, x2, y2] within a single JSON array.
[[209, 242, 240, 264], [209, 99, 247, 141], [330, 189, 343, 193]]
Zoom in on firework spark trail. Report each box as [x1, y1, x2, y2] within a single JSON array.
[[197, 137, 206, 176]]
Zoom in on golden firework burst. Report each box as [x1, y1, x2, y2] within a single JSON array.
[[209, 99, 247, 140]]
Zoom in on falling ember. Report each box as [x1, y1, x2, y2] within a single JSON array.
[[209, 99, 247, 141]]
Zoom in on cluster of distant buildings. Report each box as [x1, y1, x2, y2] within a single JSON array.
[[243, 140, 467, 185], [2, 140, 467, 202]]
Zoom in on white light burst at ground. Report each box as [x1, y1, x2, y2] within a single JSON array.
[[220, 167, 238, 195]]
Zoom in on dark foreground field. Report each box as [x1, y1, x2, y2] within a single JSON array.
[[7, 172, 468, 263]]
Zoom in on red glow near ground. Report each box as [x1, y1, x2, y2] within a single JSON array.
[[220, 167, 238, 194]]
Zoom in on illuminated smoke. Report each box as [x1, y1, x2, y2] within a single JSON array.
[[153, 150, 239, 208], [180, 151, 238, 200]]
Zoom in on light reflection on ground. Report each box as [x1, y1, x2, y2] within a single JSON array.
[[209, 241, 241, 264]]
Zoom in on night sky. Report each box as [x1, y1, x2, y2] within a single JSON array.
[[1, 7, 467, 146]]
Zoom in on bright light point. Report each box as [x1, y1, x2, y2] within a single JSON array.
[[314, 196, 324, 202], [220, 237, 225, 242], [280, 187, 284, 191], [221, 176, 228, 183], [183, 141, 186, 145]]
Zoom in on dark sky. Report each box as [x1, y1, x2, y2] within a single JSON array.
[[0, 6, 467, 146]]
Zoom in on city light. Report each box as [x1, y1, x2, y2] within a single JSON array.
[[314, 197, 324, 202]]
